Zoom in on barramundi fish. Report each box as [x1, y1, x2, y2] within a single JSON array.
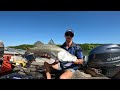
[[26, 42, 77, 62]]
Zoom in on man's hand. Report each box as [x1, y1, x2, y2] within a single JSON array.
[[73, 59, 84, 64]]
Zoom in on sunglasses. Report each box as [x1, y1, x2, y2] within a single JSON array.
[[65, 32, 74, 37]]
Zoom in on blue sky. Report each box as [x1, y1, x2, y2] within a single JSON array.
[[0, 11, 120, 46]]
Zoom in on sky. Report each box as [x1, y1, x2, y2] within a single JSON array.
[[0, 11, 120, 46]]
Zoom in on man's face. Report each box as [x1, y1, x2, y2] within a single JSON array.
[[65, 32, 74, 42]]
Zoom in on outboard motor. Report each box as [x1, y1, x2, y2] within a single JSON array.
[[87, 44, 120, 78]]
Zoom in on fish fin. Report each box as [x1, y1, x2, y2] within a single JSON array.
[[34, 41, 44, 47]]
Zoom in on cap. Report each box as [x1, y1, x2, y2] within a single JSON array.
[[65, 29, 74, 35]]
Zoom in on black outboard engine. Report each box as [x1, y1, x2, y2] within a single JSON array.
[[87, 44, 120, 78]]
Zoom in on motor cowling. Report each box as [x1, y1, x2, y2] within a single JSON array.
[[87, 44, 120, 78], [88, 44, 120, 68]]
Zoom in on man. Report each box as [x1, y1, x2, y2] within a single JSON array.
[[44, 29, 84, 79]]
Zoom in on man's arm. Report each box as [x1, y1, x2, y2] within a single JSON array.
[[73, 45, 84, 64]]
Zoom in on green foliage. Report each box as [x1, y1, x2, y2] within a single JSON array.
[[8, 44, 34, 50], [80, 43, 102, 50], [8, 43, 103, 51], [79, 43, 102, 55]]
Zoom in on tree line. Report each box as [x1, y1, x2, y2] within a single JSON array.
[[8, 43, 102, 51]]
